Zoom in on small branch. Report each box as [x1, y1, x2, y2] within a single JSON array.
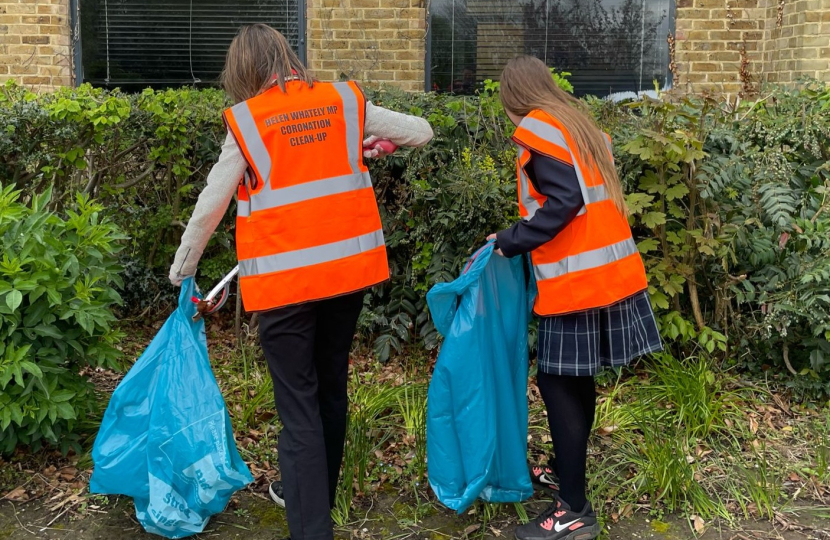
[[114, 164, 156, 190], [782, 342, 798, 376]]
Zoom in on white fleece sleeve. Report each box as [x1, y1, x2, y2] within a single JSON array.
[[364, 101, 434, 147], [169, 132, 247, 286]]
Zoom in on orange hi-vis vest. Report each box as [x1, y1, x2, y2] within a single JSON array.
[[223, 80, 389, 312], [514, 110, 648, 316]]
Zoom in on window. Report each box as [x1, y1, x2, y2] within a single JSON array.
[[428, 0, 674, 97], [80, 0, 304, 88]]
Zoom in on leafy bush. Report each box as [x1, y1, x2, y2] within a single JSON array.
[[0, 186, 125, 454], [2, 78, 830, 395]]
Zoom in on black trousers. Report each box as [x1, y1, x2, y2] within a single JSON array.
[[258, 292, 364, 540]]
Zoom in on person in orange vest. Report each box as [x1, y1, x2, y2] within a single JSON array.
[[488, 56, 663, 540], [168, 24, 433, 540]]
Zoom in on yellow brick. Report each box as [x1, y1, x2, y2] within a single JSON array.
[[685, 30, 710, 41], [350, 19, 379, 29], [692, 62, 721, 71], [400, 7, 423, 19], [804, 35, 830, 47], [351, 0, 379, 7], [7, 44, 36, 55], [800, 59, 830, 70], [395, 50, 422, 61], [397, 29, 424, 40], [22, 35, 50, 45], [692, 40, 725, 50], [394, 69, 420, 81], [39, 64, 68, 76], [694, 20, 725, 29], [710, 51, 741, 61], [333, 30, 370, 39], [366, 70, 394, 80], [362, 29, 397, 39], [322, 18, 350, 30], [10, 64, 38, 75], [379, 39, 409, 50], [728, 20, 758, 29], [796, 48, 820, 59], [5, 4, 37, 14], [730, 0, 759, 7], [21, 14, 50, 24], [677, 8, 710, 20]]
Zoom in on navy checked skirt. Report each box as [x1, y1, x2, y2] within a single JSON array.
[[536, 290, 663, 376]]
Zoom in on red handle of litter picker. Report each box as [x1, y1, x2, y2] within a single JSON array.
[[363, 139, 397, 154]]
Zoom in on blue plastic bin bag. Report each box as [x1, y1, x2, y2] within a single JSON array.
[[426, 242, 535, 513], [90, 277, 253, 538]]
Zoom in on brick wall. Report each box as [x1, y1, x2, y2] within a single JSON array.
[[674, 0, 767, 94], [0, 0, 72, 89], [2, 0, 826, 95], [306, 0, 426, 92], [763, 0, 830, 84], [674, 0, 830, 94]]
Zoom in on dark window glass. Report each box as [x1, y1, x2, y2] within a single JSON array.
[[80, 0, 302, 88], [429, 0, 674, 97]]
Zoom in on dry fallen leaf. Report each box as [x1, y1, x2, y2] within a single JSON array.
[[691, 514, 705, 534], [464, 524, 481, 536], [3, 487, 28, 501], [749, 416, 759, 435]]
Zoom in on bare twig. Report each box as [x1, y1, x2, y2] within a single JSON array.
[[114, 164, 156, 190], [782, 342, 798, 376]]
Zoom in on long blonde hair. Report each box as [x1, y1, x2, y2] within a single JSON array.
[[500, 56, 627, 217], [221, 24, 313, 103]]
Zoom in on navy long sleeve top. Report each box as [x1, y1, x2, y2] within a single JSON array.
[[496, 151, 584, 259]]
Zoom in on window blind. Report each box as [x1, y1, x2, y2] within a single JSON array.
[[428, 0, 673, 97], [80, 0, 303, 87]]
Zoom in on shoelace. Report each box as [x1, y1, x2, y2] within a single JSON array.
[[537, 501, 562, 523]]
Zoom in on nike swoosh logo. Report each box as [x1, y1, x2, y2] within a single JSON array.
[[539, 473, 555, 485], [554, 519, 578, 532]]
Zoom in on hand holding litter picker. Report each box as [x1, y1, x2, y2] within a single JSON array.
[[192, 265, 239, 321]]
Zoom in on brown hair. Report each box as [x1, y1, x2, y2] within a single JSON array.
[[221, 24, 313, 103], [500, 56, 628, 217]]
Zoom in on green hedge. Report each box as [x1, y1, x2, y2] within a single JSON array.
[[2, 80, 830, 400], [0, 187, 124, 454]]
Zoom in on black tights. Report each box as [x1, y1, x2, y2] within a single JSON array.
[[537, 372, 596, 511]]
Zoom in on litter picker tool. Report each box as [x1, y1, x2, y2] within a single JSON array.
[[192, 265, 239, 321]]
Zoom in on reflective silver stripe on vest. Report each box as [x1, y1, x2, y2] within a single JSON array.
[[519, 117, 594, 214], [518, 147, 542, 220], [239, 229, 384, 277], [603, 135, 614, 157], [533, 237, 638, 282], [230, 101, 272, 183], [585, 184, 608, 204], [236, 171, 372, 218], [332, 82, 362, 174], [238, 198, 251, 217]]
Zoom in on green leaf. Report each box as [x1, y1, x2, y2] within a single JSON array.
[[55, 402, 76, 420], [19, 361, 43, 379], [5, 289, 22, 311], [50, 390, 76, 403], [642, 212, 667, 229]]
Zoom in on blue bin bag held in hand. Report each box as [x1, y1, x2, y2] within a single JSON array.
[[90, 277, 253, 538], [426, 242, 536, 513]]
